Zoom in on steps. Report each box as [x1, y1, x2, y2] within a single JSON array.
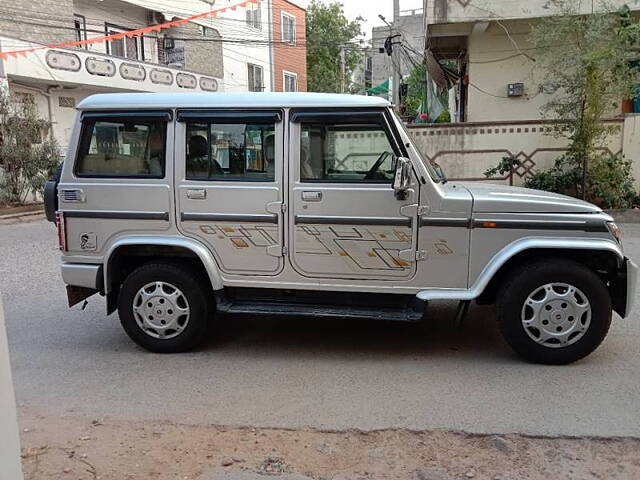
[[215, 289, 425, 323]]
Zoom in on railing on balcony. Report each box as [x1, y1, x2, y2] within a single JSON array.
[[2, 36, 221, 93], [45, 48, 220, 91]]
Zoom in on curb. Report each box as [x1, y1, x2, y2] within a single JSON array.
[[0, 210, 44, 221]]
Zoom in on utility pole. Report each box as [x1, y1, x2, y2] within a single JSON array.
[[392, 0, 401, 107], [340, 46, 346, 93]]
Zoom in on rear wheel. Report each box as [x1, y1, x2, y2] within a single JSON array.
[[496, 260, 612, 364], [118, 262, 212, 353]]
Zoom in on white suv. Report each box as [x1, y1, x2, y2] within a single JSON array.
[[44, 92, 637, 364]]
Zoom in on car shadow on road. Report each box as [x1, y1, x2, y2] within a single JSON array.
[[200, 301, 514, 362]]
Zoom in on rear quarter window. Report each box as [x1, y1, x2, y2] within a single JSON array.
[[75, 119, 166, 178]]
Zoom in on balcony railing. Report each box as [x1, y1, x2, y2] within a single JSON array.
[[2, 36, 221, 93]]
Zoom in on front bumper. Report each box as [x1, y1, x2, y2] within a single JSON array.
[[612, 257, 638, 319]]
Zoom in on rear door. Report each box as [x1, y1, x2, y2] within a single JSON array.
[[59, 111, 173, 256], [288, 109, 420, 281], [175, 110, 285, 276]]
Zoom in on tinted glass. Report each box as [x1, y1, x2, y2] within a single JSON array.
[[75, 119, 165, 177], [186, 122, 275, 181], [300, 124, 397, 182]]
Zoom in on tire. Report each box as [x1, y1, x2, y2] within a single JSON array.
[[496, 259, 612, 365], [117, 261, 212, 353]]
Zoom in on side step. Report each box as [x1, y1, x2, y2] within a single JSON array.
[[216, 289, 426, 322]]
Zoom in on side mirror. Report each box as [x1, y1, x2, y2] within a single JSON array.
[[433, 162, 448, 183], [393, 157, 412, 200]]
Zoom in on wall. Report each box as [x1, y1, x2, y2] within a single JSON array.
[[623, 115, 640, 186], [169, 21, 224, 78], [465, 20, 549, 122], [0, 297, 24, 480], [408, 119, 626, 186], [271, 0, 307, 92], [0, 0, 75, 46], [212, 0, 272, 92], [74, 0, 156, 59], [427, 0, 638, 25], [74, 0, 224, 78]]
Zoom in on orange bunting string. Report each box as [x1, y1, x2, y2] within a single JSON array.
[[0, 0, 254, 61]]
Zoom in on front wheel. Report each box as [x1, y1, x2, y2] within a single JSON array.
[[118, 262, 212, 353], [497, 260, 612, 364]]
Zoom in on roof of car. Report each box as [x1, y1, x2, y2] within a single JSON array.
[[77, 92, 391, 110]]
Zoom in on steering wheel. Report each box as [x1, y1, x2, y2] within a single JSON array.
[[364, 151, 392, 180]]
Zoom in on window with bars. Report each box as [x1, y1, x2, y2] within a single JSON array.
[[281, 12, 296, 44], [248, 64, 264, 92], [105, 23, 141, 60], [246, 3, 262, 30]]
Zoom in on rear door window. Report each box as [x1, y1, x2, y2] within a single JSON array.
[[185, 122, 276, 182], [75, 117, 167, 178]]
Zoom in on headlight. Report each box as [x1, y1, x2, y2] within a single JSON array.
[[607, 222, 622, 244]]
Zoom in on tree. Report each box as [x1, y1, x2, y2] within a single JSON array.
[[0, 89, 61, 205], [403, 63, 427, 119], [306, 1, 364, 93], [524, 1, 640, 207]]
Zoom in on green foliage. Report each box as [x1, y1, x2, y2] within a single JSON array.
[[526, 1, 640, 205], [525, 152, 636, 208], [306, 1, 363, 93], [587, 152, 637, 208], [484, 156, 520, 179], [403, 63, 426, 118], [0, 89, 61, 205]]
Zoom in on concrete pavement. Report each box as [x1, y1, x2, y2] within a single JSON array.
[[2, 219, 640, 437]]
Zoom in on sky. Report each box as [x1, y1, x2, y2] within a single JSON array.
[[313, 0, 424, 39]]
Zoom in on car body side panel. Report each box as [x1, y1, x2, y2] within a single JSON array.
[[418, 236, 624, 301], [468, 212, 615, 285]]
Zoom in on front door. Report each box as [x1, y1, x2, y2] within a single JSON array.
[[288, 109, 420, 281], [176, 110, 285, 276]]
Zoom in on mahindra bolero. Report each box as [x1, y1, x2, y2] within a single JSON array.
[[44, 92, 637, 364]]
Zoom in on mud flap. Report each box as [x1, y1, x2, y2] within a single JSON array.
[[106, 286, 119, 316], [66, 285, 98, 308]]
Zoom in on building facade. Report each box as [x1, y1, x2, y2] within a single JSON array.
[[414, 0, 640, 188], [423, 0, 640, 122], [0, 0, 308, 152], [270, 0, 307, 92]]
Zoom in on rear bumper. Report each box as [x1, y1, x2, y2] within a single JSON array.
[[61, 263, 103, 292], [612, 257, 638, 319]]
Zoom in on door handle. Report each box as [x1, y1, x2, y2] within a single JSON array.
[[186, 189, 206, 200], [301, 191, 322, 202]]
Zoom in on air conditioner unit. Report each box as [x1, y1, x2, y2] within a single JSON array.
[[147, 11, 165, 25]]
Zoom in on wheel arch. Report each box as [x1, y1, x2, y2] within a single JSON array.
[[104, 236, 224, 295], [417, 237, 623, 303]]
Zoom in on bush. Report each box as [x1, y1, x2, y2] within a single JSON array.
[[0, 90, 62, 205], [525, 152, 636, 209]]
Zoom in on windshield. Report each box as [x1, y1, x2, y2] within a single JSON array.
[[390, 110, 445, 183]]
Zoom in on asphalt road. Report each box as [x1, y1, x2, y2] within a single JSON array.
[[2, 218, 640, 437]]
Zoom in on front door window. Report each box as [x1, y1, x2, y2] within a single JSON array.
[[300, 123, 397, 183]]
